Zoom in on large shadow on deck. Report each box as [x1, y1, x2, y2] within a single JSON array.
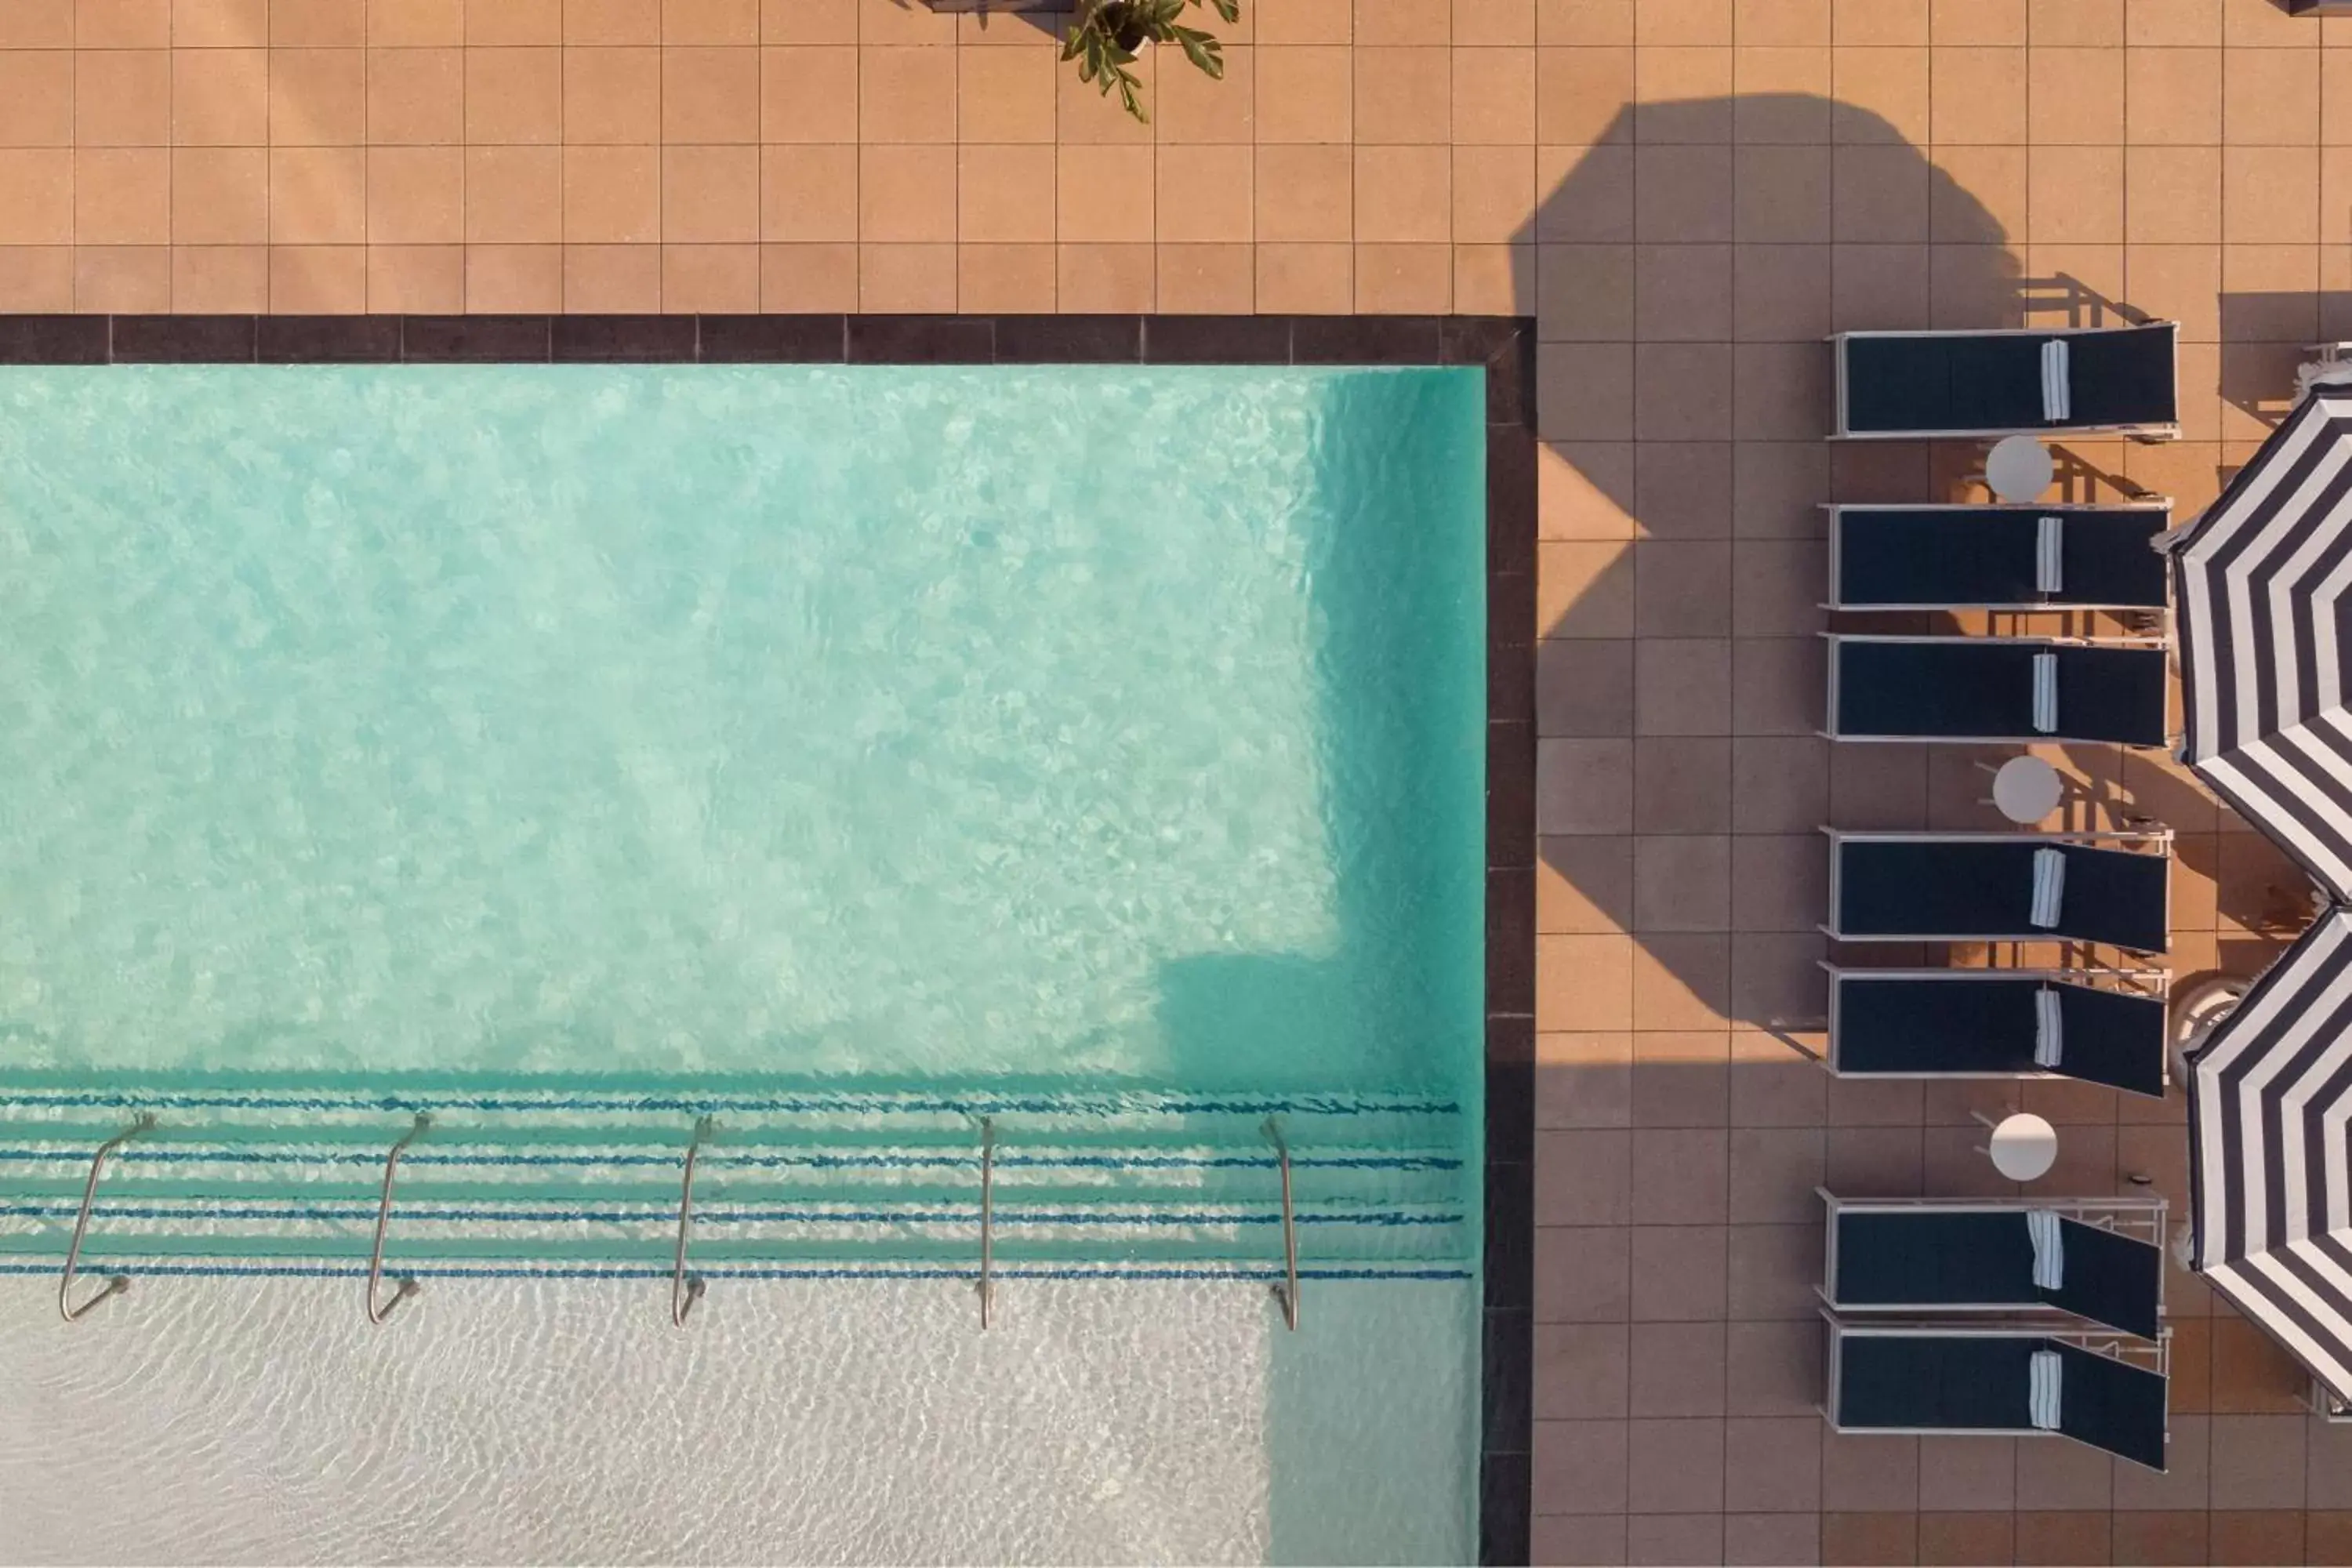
[[1521, 95, 2029, 1045], [1501, 110, 2310, 1513], [1516, 96, 2300, 1054]]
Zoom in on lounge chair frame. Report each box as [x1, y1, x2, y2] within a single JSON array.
[[1830, 325, 2182, 441], [1816, 1190, 2169, 1321], [1822, 501, 2174, 612], [1821, 633, 2172, 746], [1820, 827, 2174, 948], [1818, 963, 2171, 1083], [1820, 1310, 2172, 1465]]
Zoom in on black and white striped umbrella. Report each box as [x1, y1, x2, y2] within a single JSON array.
[[2190, 908, 2352, 1403], [2172, 387, 2352, 900]]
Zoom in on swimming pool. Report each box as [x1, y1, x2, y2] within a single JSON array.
[[0, 364, 1486, 1562]]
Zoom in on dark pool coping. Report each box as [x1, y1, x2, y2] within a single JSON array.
[[0, 310, 1539, 1566]]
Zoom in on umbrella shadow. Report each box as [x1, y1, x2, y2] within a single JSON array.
[[1523, 95, 2325, 1053], [1520, 95, 2101, 1045]]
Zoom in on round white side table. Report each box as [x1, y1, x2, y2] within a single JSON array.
[[1976, 1110, 2059, 1182], [1985, 435, 2056, 503], [1991, 754, 2065, 825]]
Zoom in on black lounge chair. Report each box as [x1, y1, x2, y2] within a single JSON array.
[[1819, 1192, 2169, 1338], [1827, 504, 2172, 611], [1822, 966, 2170, 1096], [1824, 635, 2170, 746], [1822, 829, 2172, 953], [1831, 324, 2180, 439], [1822, 1314, 2170, 1470]]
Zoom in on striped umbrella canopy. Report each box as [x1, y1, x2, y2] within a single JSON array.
[[2172, 386, 2352, 899], [2190, 908, 2352, 1403]]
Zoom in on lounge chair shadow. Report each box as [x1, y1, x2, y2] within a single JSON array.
[[2216, 292, 2352, 434]]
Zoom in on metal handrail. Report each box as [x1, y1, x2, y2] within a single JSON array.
[[978, 1116, 996, 1329], [365, 1113, 430, 1326], [672, 1116, 713, 1327], [1265, 1116, 1299, 1330], [59, 1112, 156, 1323]]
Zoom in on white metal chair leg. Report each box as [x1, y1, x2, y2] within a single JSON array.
[[1264, 1116, 1299, 1331], [365, 1113, 430, 1326], [58, 1112, 156, 1323], [672, 1116, 713, 1327]]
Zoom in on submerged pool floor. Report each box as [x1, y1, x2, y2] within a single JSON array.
[[0, 365, 1484, 1097]]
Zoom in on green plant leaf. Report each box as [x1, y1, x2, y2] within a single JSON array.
[[1063, 0, 1232, 122], [1174, 26, 1223, 78]]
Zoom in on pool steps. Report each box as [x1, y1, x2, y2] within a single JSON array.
[[0, 1085, 1475, 1279]]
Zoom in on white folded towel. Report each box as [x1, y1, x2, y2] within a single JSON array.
[[2027, 1209, 2065, 1290], [2030, 847, 2067, 928], [2041, 339, 2071, 423], [2028, 1348, 2063, 1430], [2032, 652, 2059, 734], [2034, 986, 2064, 1067], [2036, 515, 2064, 595]]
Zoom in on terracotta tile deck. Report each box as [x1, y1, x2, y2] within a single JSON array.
[[5, 0, 2352, 1557], [1523, 1, 2352, 1562]]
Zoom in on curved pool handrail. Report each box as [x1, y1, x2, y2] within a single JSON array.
[[365, 1113, 432, 1326], [59, 1112, 157, 1323], [672, 1116, 714, 1327], [1265, 1116, 1299, 1331], [978, 1116, 996, 1329]]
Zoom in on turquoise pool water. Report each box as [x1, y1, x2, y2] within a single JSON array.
[[0, 365, 1484, 1098], [0, 371, 1477, 1568], [0, 365, 1487, 1564]]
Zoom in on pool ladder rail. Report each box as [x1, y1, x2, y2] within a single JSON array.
[[49, 1109, 1316, 1333], [672, 1115, 715, 1327], [56, 1112, 155, 1323], [978, 1116, 996, 1329], [365, 1114, 431, 1326], [1267, 1116, 1300, 1331]]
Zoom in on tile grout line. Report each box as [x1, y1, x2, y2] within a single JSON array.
[[361, 0, 371, 310], [1624, 18, 1639, 1054], [654, 9, 662, 312], [559, 2, 568, 314], [947, 11, 961, 315], [1722, 0, 1740, 1428], [748, 0, 760, 314], [65, 0, 74, 310], [169, 1, 179, 309], [457, 11, 467, 314], [351, 0, 363, 310], [257, 5, 270, 312], [851, 9, 864, 316]]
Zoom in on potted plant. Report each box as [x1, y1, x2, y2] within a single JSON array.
[[1063, 0, 1241, 122]]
